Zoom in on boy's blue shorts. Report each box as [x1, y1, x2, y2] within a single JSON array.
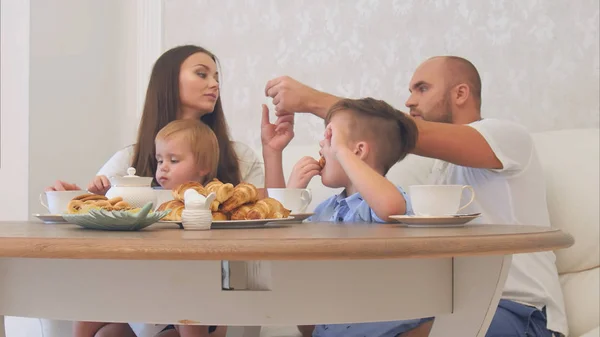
[[486, 299, 559, 337], [312, 300, 559, 337]]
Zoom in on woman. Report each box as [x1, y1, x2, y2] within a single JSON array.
[[48, 45, 293, 337]]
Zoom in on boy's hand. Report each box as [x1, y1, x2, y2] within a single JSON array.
[[287, 156, 321, 188], [261, 104, 294, 153], [87, 175, 111, 195], [325, 122, 351, 157]]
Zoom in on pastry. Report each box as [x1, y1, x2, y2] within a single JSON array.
[[229, 203, 254, 220], [212, 211, 229, 221], [319, 156, 326, 169], [66, 200, 85, 214], [205, 179, 234, 203], [72, 193, 96, 201], [157, 200, 184, 221], [246, 198, 291, 220], [107, 197, 123, 205], [220, 183, 259, 212], [80, 194, 108, 202], [172, 181, 207, 201]]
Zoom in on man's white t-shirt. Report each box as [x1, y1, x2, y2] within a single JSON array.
[[96, 141, 265, 187], [427, 119, 567, 336]]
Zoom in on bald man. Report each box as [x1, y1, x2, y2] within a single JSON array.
[[264, 56, 567, 337]]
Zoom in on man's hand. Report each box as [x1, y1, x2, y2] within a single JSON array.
[[87, 175, 111, 195], [287, 156, 322, 189], [261, 104, 294, 153], [265, 76, 339, 118], [45, 180, 81, 192]]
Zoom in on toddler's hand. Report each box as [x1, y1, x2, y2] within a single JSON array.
[[287, 156, 321, 188], [87, 175, 111, 195]]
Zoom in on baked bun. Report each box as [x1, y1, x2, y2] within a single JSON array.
[[172, 182, 207, 201], [318, 156, 326, 169], [157, 200, 184, 221]]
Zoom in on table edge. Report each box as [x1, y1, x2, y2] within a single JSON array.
[[0, 229, 574, 260]]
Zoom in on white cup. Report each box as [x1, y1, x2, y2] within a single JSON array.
[[409, 185, 475, 216], [266, 188, 312, 214], [39, 190, 85, 214]]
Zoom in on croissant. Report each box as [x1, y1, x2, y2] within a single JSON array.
[[157, 200, 184, 221], [210, 200, 220, 212], [212, 211, 229, 221], [229, 203, 255, 220], [205, 179, 234, 203], [263, 197, 291, 218], [246, 198, 291, 220], [172, 182, 207, 201], [220, 183, 259, 212], [245, 201, 269, 220]]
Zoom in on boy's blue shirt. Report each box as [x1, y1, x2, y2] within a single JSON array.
[[307, 185, 413, 223]]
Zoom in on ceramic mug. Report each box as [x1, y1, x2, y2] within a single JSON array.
[[39, 190, 85, 214], [409, 185, 475, 216], [266, 188, 312, 214]]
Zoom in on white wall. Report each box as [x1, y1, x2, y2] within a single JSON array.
[[0, 0, 30, 221], [163, 0, 600, 210], [27, 0, 136, 217]]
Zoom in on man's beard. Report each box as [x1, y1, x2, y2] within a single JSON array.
[[412, 94, 453, 123]]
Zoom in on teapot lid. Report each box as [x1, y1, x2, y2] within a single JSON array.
[[109, 167, 154, 187]]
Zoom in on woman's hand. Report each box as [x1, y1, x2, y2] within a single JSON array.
[[261, 104, 294, 153], [287, 156, 321, 189], [45, 180, 81, 192], [87, 175, 111, 195]]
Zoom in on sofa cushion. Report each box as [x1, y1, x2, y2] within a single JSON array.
[[580, 326, 600, 337], [532, 129, 600, 274], [560, 267, 600, 337]]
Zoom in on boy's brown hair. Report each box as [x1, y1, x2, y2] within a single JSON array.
[[325, 97, 418, 174], [155, 119, 220, 183]]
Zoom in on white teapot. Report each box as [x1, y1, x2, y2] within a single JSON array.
[[105, 167, 157, 209]]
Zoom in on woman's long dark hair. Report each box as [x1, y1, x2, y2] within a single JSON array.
[[131, 45, 241, 185]]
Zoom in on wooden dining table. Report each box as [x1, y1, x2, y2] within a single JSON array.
[[0, 221, 573, 337]]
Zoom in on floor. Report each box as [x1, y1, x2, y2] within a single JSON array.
[[3, 317, 302, 337]]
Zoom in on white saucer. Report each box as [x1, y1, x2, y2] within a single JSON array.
[[288, 213, 314, 221], [389, 213, 481, 227], [34, 214, 68, 224]]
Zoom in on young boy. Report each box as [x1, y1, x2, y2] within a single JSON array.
[[263, 97, 432, 337], [75, 119, 224, 337]]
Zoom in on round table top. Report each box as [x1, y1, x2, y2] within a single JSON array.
[[0, 221, 573, 260]]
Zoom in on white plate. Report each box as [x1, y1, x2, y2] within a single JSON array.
[[159, 216, 295, 229], [289, 213, 314, 221], [34, 214, 68, 224], [389, 213, 481, 227]]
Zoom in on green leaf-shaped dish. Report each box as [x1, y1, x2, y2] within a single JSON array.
[[63, 202, 170, 231]]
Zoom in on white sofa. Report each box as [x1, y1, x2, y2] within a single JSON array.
[[5, 128, 599, 337]]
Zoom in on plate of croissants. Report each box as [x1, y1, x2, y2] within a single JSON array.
[[61, 193, 170, 231], [157, 179, 294, 228]]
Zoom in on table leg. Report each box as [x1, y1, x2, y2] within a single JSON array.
[[229, 261, 269, 337], [0, 315, 5, 337], [429, 255, 511, 337]]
